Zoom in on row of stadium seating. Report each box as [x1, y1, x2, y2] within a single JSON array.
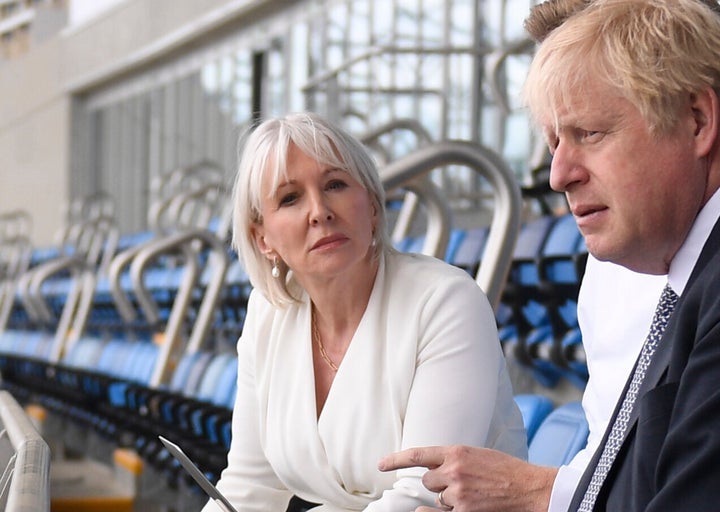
[[0, 144, 589, 508]]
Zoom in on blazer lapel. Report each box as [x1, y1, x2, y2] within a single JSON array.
[[627, 216, 720, 426], [570, 217, 720, 510], [626, 322, 674, 427], [568, 365, 636, 510]]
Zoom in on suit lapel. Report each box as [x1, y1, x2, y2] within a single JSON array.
[[627, 216, 720, 428], [568, 366, 636, 510], [626, 322, 673, 427], [570, 217, 720, 510]]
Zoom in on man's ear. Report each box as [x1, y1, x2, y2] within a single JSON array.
[[690, 87, 719, 158]]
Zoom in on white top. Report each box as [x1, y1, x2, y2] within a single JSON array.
[[203, 251, 527, 512], [547, 255, 666, 512]]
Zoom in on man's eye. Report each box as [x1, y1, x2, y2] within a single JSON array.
[[581, 130, 603, 142], [546, 136, 559, 156]]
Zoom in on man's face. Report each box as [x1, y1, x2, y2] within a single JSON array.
[[543, 81, 708, 274]]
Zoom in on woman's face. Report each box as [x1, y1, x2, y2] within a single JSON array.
[[252, 143, 378, 285]]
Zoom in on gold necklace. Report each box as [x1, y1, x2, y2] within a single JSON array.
[[312, 309, 339, 372]]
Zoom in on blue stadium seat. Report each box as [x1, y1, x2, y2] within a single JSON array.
[[499, 215, 559, 386], [447, 226, 489, 275], [514, 394, 554, 443], [528, 401, 589, 467], [529, 214, 588, 387]]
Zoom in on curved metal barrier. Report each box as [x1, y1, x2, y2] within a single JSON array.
[[360, 119, 452, 259], [125, 228, 229, 387], [0, 391, 50, 512], [380, 140, 522, 308]]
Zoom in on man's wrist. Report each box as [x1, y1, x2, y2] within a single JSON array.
[[525, 465, 558, 512]]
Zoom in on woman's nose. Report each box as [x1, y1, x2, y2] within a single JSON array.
[[309, 194, 334, 224]]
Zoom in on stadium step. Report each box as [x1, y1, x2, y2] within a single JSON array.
[[50, 449, 141, 512]]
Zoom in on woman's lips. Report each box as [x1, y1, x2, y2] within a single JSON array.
[[311, 234, 348, 251]]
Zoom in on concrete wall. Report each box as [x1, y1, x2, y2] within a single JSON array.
[[0, 37, 69, 245], [61, 0, 273, 93], [0, 0, 285, 245]]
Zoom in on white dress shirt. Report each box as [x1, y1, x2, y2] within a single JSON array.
[[203, 251, 527, 512], [549, 187, 720, 511], [547, 255, 666, 512]]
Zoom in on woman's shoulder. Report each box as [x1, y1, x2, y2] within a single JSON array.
[[383, 251, 487, 308], [386, 251, 477, 285], [246, 288, 305, 325], [247, 287, 274, 313]]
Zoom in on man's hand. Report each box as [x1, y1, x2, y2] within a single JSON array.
[[378, 446, 558, 512]]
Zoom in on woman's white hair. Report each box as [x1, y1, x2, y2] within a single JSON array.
[[232, 111, 392, 307]]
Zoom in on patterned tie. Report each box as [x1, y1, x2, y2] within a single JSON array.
[[577, 283, 678, 511]]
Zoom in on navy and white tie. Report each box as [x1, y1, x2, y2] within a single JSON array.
[[577, 283, 678, 511]]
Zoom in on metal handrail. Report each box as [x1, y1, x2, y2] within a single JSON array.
[[0, 211, 32, 241], [0, 235, 33, 333], [0, 391, 50, 512], [359, 119, 448, 254], [148, 160, 225, 231], [360, 118, 434, 149], [55, 193, 115, 250], [486, 38, 535, 116], [399, 177, 452, 259], [125, 228, 229, 386], [165, 183, 224, 232], [380, 140, 522, 309], [16, 215, 117, 327], [0, 235, 33, 281], [302, 45, 493, 94]]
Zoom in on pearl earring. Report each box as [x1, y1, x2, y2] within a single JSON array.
[[271, 258, 280, 279]]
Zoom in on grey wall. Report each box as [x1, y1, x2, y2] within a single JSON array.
[[0, 0, 284, 245]]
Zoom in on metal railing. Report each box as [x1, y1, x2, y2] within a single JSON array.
[[380, 140, 522, 308], [360, 119, 452, 259], [0, 391, 50, 512]]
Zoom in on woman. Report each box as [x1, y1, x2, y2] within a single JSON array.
[[202, 112, 526, 512]]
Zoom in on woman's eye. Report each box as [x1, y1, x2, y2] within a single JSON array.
[[278, 193, 298, 206], [326, 180, 348, 191]]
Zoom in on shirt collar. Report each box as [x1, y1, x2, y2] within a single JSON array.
[[668, 187, 720, 295]]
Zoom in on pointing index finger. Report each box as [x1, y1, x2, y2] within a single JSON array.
[[377, 446, 446, 472]]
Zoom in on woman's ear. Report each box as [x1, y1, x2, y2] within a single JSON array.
[[251, 225, 272, 256]]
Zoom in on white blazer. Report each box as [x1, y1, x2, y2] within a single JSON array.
[[205, 251, 526, 511]]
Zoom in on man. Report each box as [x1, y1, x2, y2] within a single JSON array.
[[380, 0, 720, 510], [548, 256, 664, 512], [379, 3, 665, 512], [530, 1, 720, 510]]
